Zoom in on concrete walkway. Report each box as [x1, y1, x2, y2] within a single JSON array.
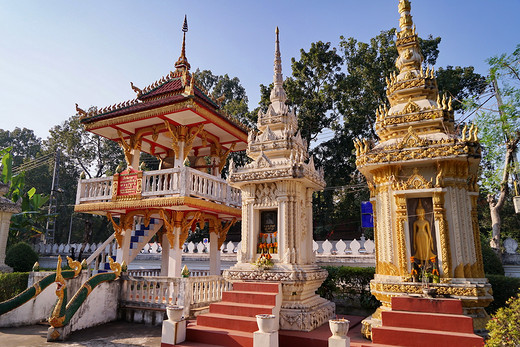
[[0, 321, 162, 347]]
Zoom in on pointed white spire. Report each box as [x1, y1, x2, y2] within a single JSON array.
[[270, 27, 287, 106]]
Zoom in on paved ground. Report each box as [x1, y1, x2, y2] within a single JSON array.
[[0, 321, 162, 347]]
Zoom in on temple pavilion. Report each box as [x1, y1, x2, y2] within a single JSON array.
[[74, 18, 247, 277]]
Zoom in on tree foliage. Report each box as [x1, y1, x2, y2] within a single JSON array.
[[1, 147, 49, 246], [486, 289, 520, 346], [467, 44, 520, 248], [263, 29, 486, 239]]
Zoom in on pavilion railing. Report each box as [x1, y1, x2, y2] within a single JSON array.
[[76, 167, 241, 207], [120, 275, 231, 318]]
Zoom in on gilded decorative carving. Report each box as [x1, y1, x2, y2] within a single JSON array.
[[394, 195, 408, 275], [470, 195, 485, 277], [356, 141, 480, 168], [432, 192, 451, 277], [378, 261, 399, 276], [180, 211, 202, 247], [75, 196, 241, 217], [392, 167, 432, 190], [116, 129, 145, 165], [106, 211, 139, 247]]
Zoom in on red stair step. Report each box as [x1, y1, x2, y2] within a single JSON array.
[[210, 301, 274, 317], [222, 291, 277, 305], [381, 310, 475, 334], [186, 322, 253, 347], [233, 282, 280, 293], [391, 296, 463, 315], [196, 313, 259, 333], [372, 326, 484, 347]]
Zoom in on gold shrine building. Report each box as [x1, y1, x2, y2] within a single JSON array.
[[355, 0, 493, 331], [74, 21, 247, 277]]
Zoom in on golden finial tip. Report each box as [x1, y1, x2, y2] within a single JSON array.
[[276, 26, 279, 35]]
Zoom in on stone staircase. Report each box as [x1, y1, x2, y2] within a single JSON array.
[[368, 296, 484, 347], [98, 218, 162, 273], [186, 282, 281, 347]]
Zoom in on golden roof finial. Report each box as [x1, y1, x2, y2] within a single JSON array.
[[398, 0, 414, 36], [175, 15, 191, 71]]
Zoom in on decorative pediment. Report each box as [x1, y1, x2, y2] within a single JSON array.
[[402, 98, 421, 114], [257, 126, 278, 142], [392, 168, 433, 190], [397, 126, 426, 149], [254, 152, 273, 169]]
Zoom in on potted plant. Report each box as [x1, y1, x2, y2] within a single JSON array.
[[181, 265, 190, 278], [253, 252, 274, 270]]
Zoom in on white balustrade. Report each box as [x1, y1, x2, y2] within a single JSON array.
[[336, 239, 347, 254], [121, 275, 231, 318], [225, 241, 235, 253], [142, 168, 182, 197], [322, 240, 333, 255], [36, 238, 375, 258], [350, 239, 361, 255], [76, 176, 112, 204], [76, 166, 241, 208]]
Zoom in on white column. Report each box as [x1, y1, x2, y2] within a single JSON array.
[[209, 231, 221, 275], [167, 228, 182, 277], [174, 142, 185, 167], [0, 212, 13, 271], [161, 233, 170, 276], [116, 228, 132, 265], [129, 149, 140, 169]]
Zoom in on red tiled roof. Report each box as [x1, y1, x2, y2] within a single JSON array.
[[82, 76, 220, 124], [81, 94, 188, 123]]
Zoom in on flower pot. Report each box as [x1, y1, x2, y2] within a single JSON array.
[[256, 314, 277, 333], [329, 319, 350, 338], [166, 305, 184, 321]]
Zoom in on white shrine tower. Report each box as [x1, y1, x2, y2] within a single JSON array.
[[224, 28, 334, 332]]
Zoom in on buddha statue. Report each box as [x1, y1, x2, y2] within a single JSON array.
[[413, 199, 436, 262]]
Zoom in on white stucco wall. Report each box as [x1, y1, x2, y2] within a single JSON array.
[[68, 278, 120, 332], [0, 272, 119, 330]]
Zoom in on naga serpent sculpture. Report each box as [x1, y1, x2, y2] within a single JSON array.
[[48, 256, 122, 330], [0, 256, 82, 316]]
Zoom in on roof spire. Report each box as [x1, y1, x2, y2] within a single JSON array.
[[270, 26, 287, 104], [395, 0, 422, 73], [175, 15, 191, 71], [398, 0, 413, 36]]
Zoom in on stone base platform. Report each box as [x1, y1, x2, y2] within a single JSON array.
[[369, 278, 493, 330], [224, 264, 335, 332]]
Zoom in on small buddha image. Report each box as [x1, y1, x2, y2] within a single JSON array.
[[413, 199, 436, 262]]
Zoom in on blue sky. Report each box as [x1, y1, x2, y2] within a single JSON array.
[[1, 0, 519, 140]]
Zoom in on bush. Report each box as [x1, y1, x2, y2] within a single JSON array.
[[486, 290, 520, 346], [5, 242, 39, 272], [486, 274, 520, 314], [318, 266, 380, 310], [0, 272, 29, 302], [481, 238, 504, 275]]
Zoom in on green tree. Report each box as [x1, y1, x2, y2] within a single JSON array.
[[468, 44, 520, 250], [193, 69, 253, 178], [264, 29, 486, 239], [1, 147, 49, 246]]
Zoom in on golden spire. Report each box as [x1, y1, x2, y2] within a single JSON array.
[[395, 0, 422, 73], [398, 0, 413, 36], [175, 15, 191, 71]]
